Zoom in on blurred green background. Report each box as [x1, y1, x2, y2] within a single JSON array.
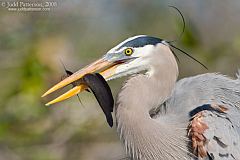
[[0, 0, 240, 160]]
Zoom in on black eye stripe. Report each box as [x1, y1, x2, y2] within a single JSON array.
[[116, 36, 163, 51]]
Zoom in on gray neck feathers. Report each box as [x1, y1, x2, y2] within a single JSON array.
[[115, 45, 191, 159]]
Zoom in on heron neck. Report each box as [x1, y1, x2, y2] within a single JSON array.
[[115, 46, 189, 159]]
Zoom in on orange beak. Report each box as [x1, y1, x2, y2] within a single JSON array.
[[42, 57, 119, 106]]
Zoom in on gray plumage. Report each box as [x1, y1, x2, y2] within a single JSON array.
[[164, 73, 240, 159], [112, 36, 240, 160], [43, 35, 240, 160]]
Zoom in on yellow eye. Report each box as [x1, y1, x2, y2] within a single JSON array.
[[124, 48, 133, 56]]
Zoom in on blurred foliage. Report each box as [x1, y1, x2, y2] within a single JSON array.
[[0, 0, 239, 160]]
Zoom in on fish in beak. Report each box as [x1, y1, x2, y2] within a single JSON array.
[[42, 57, 120, 106], [42, 57, 121, 127]]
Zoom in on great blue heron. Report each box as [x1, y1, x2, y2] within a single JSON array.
[[42, 35, 240, 159]]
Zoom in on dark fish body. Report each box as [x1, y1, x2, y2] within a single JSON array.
[[82, 73, 114, 127], [61, 63, 114, 127]]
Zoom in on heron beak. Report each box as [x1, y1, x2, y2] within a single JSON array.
[[42, 57, 120, 106]]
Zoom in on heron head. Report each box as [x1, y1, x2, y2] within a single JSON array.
[[103, 35, 168, 80], [42, 35, 170, 105]]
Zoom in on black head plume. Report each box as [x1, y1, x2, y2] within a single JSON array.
[[167, 5, 186, 43], [168, 43, 208, 70], [164, 6, 208, 70]]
